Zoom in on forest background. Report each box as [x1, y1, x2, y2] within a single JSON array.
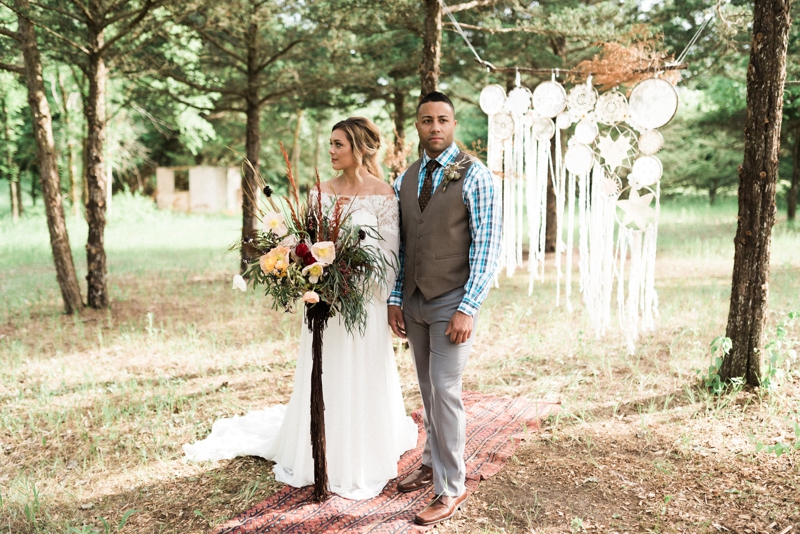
[[2, 0, 800, 533], [1, 0, 799, 219]]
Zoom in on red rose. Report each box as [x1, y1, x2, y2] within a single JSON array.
[[295, 243, 310, 257]]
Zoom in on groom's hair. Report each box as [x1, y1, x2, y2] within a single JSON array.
[[417, 91, 455, 117]]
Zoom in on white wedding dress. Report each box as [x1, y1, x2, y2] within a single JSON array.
[[184, 193, 418, 500]]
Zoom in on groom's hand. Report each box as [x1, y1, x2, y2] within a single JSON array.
[[446, 312, 473, 345], [388, 305, 406, 339]]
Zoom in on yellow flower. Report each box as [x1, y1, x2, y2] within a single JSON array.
[[262, 211, 287, 236], [310, 241, 336, 266], [302, 291, 320, 303], [260, 246, 291, 275], [301, 262, 325, 283]]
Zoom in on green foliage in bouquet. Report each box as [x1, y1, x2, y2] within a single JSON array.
[[231, 145, 392, 335]]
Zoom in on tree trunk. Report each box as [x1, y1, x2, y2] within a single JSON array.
[[84, 35, 109, 308], [721, 0, 791, 386], [9, 180, 19, 222], [291, 108, 304, 181], [788, 124, 799, 221], [241, 17, 261, 273], [16, 167, 23, 215], [420, 0, 442, 96], [16, 0, 83, 314], [312, 117, 322, 175], [390, 89, 406, 181], [709, 182, 717, 205], [30, 169, 37, 205], [3, 102, 20, 223], [58, 72, 79, 217]]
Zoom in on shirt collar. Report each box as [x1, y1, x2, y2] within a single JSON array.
[[421, 142, 459, 168]]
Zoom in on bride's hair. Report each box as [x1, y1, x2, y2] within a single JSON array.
[[331, 117, 384, 180]]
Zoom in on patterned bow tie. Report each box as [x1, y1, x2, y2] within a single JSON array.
[[418, 159, 439, 212]]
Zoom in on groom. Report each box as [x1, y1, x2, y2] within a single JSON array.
[[388, 91, 502, 526]]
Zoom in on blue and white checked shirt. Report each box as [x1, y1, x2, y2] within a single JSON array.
[[389, 142, 502, 316]]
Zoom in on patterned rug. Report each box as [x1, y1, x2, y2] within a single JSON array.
[[212, 392, 560, 534]]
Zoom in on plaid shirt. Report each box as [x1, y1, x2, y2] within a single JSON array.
[[389, 142, 502, 316]]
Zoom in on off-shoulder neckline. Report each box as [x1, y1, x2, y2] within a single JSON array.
[[311, 191, 396, 199]]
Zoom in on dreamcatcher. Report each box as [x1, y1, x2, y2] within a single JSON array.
[[480, 74, 679, 352]]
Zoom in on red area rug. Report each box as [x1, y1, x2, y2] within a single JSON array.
[[212, 392, 560, 534]]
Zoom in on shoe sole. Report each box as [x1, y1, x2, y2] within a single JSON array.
[[413, 499, 467, 526]]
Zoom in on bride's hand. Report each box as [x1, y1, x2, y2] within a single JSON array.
[[388, 305, 406, 339]]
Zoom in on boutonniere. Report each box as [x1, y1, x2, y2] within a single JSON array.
[[441, 159, 468, 192]]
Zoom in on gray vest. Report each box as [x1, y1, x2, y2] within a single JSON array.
[[400, 152, 474, 302]]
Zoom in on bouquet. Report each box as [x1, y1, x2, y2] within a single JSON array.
[[231, 147, 390, 335], [230, 145, 391, 501]]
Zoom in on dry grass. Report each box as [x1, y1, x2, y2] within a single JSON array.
[[1, 196, 799, 533]]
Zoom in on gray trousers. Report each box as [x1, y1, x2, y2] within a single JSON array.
[[403, 287, 477, 497]]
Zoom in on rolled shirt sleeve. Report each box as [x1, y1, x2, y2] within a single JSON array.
[[459, 161, 502, 316], [388, 171, 406, 308]]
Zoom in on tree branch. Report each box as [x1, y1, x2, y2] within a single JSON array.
[[256, 38, 303, 73], [194, 27, 246, 66], [257, 86, 295, 106], [36, 22, 91, 54], [0, 0, 92, 53], [65, 0, 92, 23], [447, 0, 499, 13], [101, 6, 147, 28], [29, 1, 85, 23], [0, 61, 24, 74], [107, 27, 168, 68], [0, 25, 19, 41], [167, 69, 245, 96], [97, 0, 157, 55]]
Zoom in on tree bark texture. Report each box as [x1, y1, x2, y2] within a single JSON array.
[[241, 18, 261, 273], [3, 102, 20, 223], [58, 73, 80, 217], [391, 89, 406, 181], [420, 0, 442, 96], [788, 125, 799, 221], [84, 37, 109, 308], [291, 108, 304, 179], [16, 165, 23, 215], [16, 0, 84, 314], [721, 0, 791, 385]]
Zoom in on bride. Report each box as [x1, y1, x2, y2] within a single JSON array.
[[184, 116, 418, 500]]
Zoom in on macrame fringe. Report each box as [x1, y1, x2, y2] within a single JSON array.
[[485, 103, 660, 353]]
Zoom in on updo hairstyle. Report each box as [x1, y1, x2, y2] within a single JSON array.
[[331, 117, 383, 180]]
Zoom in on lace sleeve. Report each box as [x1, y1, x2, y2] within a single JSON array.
[[371, 195, 400, 236], [363, 195, 400, 302]]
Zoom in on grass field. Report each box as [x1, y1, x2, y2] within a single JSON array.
[[1, 193, 799, 533]]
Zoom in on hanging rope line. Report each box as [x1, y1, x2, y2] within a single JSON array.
[[439, 0, 484, 65], [673, 13, 714, 65], [438, 0, 705, 79]]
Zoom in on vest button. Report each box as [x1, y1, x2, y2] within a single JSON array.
[[419, 219, 424, 224], [416, 233, 421, 238], [415, 260, 421, 265], [414, 275, 419, 280], [416, 247, 420, 252]]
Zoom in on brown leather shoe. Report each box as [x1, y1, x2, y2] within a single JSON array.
[[414, 492, 468, 526], [397, 465, 433, 493]]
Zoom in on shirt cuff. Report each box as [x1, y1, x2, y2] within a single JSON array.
[[457, 297, 480, 316], [388, 292, 403, 308]]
